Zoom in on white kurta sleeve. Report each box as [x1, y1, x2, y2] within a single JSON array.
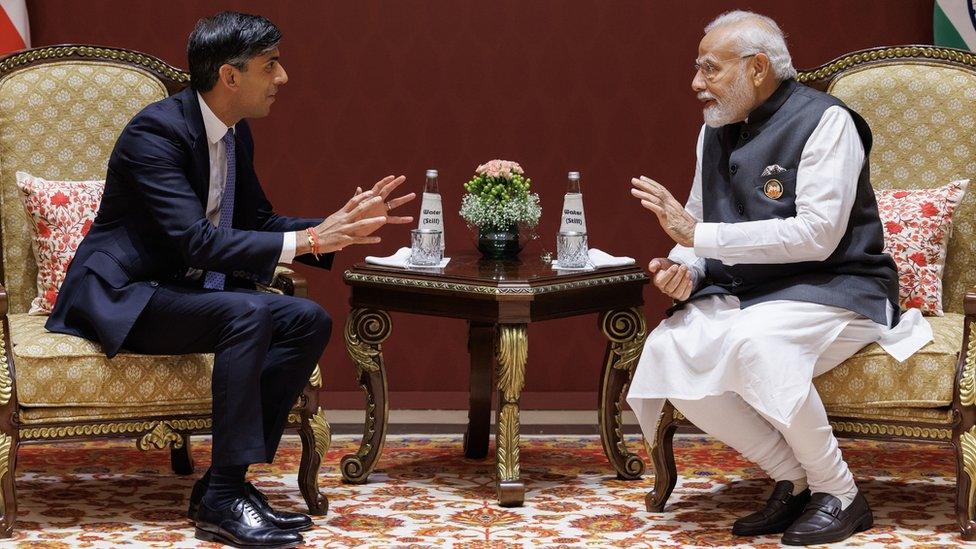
[[667, 125, 707, 286], [692, 106, 865, 266]]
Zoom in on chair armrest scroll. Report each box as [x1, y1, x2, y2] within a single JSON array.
[[966, 287, 976, 317], [267, 265, 308, 298]]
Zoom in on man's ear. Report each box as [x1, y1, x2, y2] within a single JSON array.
[[752, 53, 771, 87], [217, 64, 238, 90]]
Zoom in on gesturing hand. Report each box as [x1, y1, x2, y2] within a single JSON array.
[[648, 258, 694, 301], [631, 176, 697, 248]]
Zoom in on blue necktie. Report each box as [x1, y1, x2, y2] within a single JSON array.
[[203, 129, 236, 290]]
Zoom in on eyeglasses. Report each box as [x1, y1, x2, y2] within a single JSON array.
[[694, 53, 757, 81]]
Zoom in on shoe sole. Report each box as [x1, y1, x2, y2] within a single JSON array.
[[189, 504, 312, 532], [781, 510, 873, 546], [194, 527, 302, 549], [732, 516, 798, 536]]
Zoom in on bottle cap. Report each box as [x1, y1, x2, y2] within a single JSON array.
[[568, 171, 581, 180], [426, 169, 438, 178]]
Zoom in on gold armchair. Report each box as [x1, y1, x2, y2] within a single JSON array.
[[0, 45, 331, 537], [643, 46, 976, 539]]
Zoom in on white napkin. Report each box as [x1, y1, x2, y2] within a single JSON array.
[[551, 248, 636, 271], [365, 247, 451, 269]]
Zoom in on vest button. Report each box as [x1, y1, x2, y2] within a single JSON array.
[[730, 164, 738, 175], [732, 277, 743, 287], [149, 280, 159, 287], [741, 130, 750, 140], [736, 203, 744, 215]]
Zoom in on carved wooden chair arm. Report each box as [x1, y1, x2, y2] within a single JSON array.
[[965, 287, 976, 316], [259, 266, 309, 298]]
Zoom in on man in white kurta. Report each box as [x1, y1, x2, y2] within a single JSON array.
[[626, 11, 931, 547]]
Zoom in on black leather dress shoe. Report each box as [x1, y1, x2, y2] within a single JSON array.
[[781, 491, 873, 546], [245, 482, 314, 532], [195, 497, 303, 548], [188, 481, 313, 532], [732, 480, 811, 536]]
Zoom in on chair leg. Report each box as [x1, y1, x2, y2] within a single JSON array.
[[956, 417, 976, 540], [171, 434, 195, 475], [297, 406, 330, 515], [0, 429, 17, 538], [645, 400, 679, 512]]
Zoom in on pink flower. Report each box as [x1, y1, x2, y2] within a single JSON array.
[[919, 202, 939, 217], [908, 252, 927, 266], [884, 221, 903, 235], [475, 159, 523, 179]]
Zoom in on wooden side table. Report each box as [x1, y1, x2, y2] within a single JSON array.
[[340, 252, 649, 506]]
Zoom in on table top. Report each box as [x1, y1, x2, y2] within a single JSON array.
[[343, 251, 648, 323], [345, 251, 648, 294]]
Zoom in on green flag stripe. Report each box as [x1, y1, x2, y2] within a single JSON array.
[[934, 1, 971, 50]]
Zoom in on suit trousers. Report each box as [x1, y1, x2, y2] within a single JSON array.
[[123, 284, 332, 467]]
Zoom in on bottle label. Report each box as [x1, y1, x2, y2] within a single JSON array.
[[560, 193, 586, 233], [419, 192, 445, 249]]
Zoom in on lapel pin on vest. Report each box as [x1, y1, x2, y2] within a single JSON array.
[[764, 179, 784, 200]]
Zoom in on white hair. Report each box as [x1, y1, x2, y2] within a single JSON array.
[[704, 10, 797, 81]]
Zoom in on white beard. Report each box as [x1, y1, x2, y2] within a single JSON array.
[[700, 70, 754, 128]]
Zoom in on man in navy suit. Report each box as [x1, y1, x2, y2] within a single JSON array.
[[47, 11, 414, 548]]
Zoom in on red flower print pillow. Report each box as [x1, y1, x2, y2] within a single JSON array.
[[16, 171, 104, 315], [876, 179, 969, 316]]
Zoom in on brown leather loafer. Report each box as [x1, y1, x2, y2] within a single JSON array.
[[781, 491, 872, 546], [732, 480, 811, 536]]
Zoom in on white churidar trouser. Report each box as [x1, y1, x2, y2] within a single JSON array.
[[627, 295, 931, 497]]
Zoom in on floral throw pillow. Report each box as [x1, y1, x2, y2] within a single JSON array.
[[16, 171, 104, 315], [876, 179, 969, 316]]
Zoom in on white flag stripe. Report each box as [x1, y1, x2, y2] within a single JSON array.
[[937, 0, 976, 49], [0, 0, 28, 48]]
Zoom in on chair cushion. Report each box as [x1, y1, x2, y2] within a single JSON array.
[[18, 402, 212, 424], [9, 313, 213, 408], [877, 179, 969, 315], [15, 171, 105, 315], [814, 313, 962, 409]]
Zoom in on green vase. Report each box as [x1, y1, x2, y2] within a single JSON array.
[[477, 226, 521, 260]]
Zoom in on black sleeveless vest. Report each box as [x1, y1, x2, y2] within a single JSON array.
[[685, 79, 899, 326]]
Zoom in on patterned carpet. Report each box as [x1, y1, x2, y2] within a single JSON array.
[[4, 433, 965, 548]]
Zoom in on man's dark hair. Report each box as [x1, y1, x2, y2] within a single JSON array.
[[187, 11, 282, 92]]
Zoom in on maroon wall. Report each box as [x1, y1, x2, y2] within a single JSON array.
[[28, 1, 932, 408]]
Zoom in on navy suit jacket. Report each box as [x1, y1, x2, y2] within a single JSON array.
[[46, 87, 333, 357]]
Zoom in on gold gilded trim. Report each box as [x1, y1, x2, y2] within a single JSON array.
[[497, 404, 520, 482], [0, 45, 189, 83], [0, 325, 10, 407], [309, 365, 323, 389], [344, 271, 647, 296], [20, 418, 211, 441], [497, 325, 527, 403], [496, 325, 527, 483], [0, 434, 10, 511], [962, 322, 976, 406], [798, 46, 976, 83], [963, 426, 976, 519], [601, 308, 647, 371], [829, 420, 951, 440], [310, 407, 331, 461], [344, 309, 391, 374], [137, 421, 183, 451]]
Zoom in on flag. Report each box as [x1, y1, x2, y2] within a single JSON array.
[[934, 0, 976, 50]]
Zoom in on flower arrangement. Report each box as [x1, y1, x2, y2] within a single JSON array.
[[459, 159, 542, 231]]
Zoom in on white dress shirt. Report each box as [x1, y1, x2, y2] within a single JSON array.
[[666, 106, 931, 362], [197, 93, 296, 266]]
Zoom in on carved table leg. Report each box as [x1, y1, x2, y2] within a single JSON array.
[[597, 308, 648, 479], [0, 429, 16, 538], [341, 308, 392, 484], [495, 324, 527, 506], [464, 322, 494, 459]]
